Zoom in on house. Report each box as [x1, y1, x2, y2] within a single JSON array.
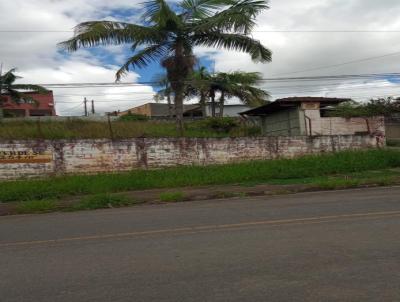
[[118, 103, 200, 118], [0, 91, 56, 117], [184, 103, 251, 118], [240, 97, 385, 136], [119, 102, 250, 118]]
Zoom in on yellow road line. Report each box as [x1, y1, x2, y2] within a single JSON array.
[[1, 210, 400, 248]]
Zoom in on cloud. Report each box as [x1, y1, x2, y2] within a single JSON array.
[[1, 0, 400, 115]]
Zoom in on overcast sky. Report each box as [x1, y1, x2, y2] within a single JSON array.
[[1, 0, 400, 115]]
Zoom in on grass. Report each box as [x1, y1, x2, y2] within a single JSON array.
[[16, 199, 57, 214], [0, 119, 259, 140], [159, 191, 186, 202], [1, 149, 400, 203], [71, 193, 136, 210]]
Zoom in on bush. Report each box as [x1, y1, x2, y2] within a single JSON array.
[[201, 117, 239, 133], [119, 113, 149, 121]]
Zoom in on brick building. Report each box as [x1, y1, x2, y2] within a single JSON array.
[[0, 91, 56, 117]]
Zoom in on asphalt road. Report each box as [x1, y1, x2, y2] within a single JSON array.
[[1, 187, 400, 302]]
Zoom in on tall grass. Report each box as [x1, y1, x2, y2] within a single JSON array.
[[0, 149, 399, 203], [0, 119, 259, 140]]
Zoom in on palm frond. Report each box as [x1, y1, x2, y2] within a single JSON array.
[[192, 32, 272, 62], [180, 0, 234, 20], [59, 21, 164, 51], [116, 44, 171, 80], [192, 0, 268, 33], [11, 84, 49, 93], [142, 0, 181, 28], [1, 68, 20, 85]]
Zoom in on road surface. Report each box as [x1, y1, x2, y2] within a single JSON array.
[[1, 187, 400, 302]]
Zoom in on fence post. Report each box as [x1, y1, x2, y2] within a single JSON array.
[[107, 115, 115, 140]]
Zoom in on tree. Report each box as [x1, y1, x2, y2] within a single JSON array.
[[186, 66, 211, 117], [208, 71, 269, 117], [0, 68, 49, 117], [153, 73, 173, 119], [0, 68, 48, 102], [59, 0, 272, 134], [329, 97, 400, 118]]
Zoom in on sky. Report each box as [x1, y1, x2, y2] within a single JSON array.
[[1, 0, 400, 116]]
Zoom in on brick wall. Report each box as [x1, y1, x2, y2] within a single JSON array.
[[0, 135, 383, 180]]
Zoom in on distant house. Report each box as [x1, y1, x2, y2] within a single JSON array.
[[0, 91, 56, 117], [119, 103, 199, 118], [240, 97, 385, 136], [119, 102, 250, 118]]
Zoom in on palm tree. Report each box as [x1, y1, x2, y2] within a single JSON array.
[[59, 0, 272, 134], [153, 73, 173, 118], [187, 66, 211, 117], [0, 68, 48, 102], [0, 68, 49, 117], [208, 71, 269, 117]]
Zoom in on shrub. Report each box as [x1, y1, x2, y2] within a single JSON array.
[[201, 117, 239, 133], [119, 112, 149, 121]]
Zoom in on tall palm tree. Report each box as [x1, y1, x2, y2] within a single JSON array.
[[59, 0, 272, 134], [153, 73, 173, 118], [209, 71, 269, 117]]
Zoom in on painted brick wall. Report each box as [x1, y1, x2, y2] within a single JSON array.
[[0, 135, 383, 180]]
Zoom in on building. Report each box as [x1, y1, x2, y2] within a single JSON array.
[[240, 97, 385, 136], [185, 103, 251, 118], [0, 91, 56, 117], [118, 103, 199, 118], [119, 102, 250, 118]]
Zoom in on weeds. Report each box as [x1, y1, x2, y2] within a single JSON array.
[[16, 200, 57, 214], [159, 192, 185, 202], [72, 194, 134, 210]]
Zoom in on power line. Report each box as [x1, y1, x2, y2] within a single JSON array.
[[25, 72, 400, 88], [270, 51, 400, 77]]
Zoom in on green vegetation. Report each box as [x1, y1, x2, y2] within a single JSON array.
[[71, 193, 136, 210], [118, 113, 149, 121], [159, 191, 185, 202], [0, 118, 259, 140], [16, 199, 57, 214], [327, 97, 400, 118], [1, 149, 399, 203]]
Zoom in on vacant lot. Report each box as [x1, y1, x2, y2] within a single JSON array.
[[0, 149, 399, 203], [0, 118, 259, 139]]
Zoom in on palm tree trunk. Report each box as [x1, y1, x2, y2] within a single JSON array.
[[167, 93, 172, 119], [210, 89, 216, 117], [219, 91, 225, 117], [174, 86, 184, 135], [200, 91, 207, 118]]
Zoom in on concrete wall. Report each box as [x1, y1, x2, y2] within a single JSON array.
[[386, 122, 400, 141], [303, 109, 385, 136], [0, 135, 383, 180]]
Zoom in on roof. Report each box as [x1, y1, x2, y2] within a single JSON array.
[[120, 103, 199, 117], [240, 97, 351, 116]]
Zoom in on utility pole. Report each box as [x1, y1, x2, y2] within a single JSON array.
[[91, 100, 95, 115], [84, 97, 88, 116]]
